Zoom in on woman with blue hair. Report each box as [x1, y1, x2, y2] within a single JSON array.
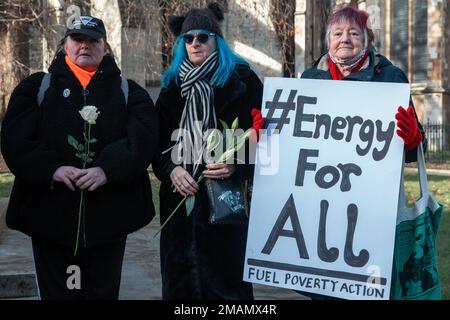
[[153, 2, 263, 300]]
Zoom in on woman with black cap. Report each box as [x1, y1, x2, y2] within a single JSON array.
[[153, 3, 263, 300], [1, 15, 159, 299]]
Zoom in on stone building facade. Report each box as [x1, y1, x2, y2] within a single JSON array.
[[25, 0, 449, 125], [4, 0, 450, 122], [0, 0, 449, 172], [27, 0, 283, 100], [1, 0, 285, 171]]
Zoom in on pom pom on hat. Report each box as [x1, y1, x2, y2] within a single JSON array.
[[168, 16, 185, 36]]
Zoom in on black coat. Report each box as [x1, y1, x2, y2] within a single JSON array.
[[301, 50, 426, 162], [1, 52, 159, 248], [153, 64, 263, 299]]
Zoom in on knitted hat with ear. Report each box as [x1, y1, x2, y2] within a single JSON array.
[[168, 2, 225, 37]]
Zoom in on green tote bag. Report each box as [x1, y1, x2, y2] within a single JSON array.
[[390, 144, 444, 300]]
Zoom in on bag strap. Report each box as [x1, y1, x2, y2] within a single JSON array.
[[37, 73, 129, 108], [398, 156, 407, 212], [398, 143, 440, 222], [416, 143, 429, 196], [399, 143, 426, 196], [399, 143, 428, 207], [37, 73, 51, 106]]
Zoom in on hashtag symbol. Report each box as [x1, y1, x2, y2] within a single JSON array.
[[265, 89, 297, 133]]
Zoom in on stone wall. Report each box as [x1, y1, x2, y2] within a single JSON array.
[[225, 0, 282, 78], [93, 1, 282, 90], [2, 0, 449, 173], [120, 0, 163, 88], [7, 0, 285, 92], [91, 0, 122, 68]]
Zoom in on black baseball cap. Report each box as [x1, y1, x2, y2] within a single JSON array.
[[65, 15, 107, 40]]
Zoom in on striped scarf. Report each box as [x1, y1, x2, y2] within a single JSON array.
[[175, 51, 219, 178]]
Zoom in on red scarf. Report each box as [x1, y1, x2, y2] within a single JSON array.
[[328, 52, 369, 80], [65, 55, 97, 88]]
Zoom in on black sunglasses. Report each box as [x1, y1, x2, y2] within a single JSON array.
[[183, 32, 215, 45]]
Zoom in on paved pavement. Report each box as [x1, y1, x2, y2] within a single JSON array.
[[121, 216, 305, 300], [0, 213, 305, 300], [404, 167, 450, 176], [3, 168, 447, 300]]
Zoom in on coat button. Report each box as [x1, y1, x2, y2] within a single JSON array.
[[63, 88, 70, 98]]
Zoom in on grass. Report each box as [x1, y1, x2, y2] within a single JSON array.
[[0, 172, 448, 299], [0, 173, 14, 197]]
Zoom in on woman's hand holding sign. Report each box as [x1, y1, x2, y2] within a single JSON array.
[[395, 106, 422, 150]]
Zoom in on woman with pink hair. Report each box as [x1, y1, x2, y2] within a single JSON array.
[[299, 5, 426, 300], [302, 6, 425, 163]]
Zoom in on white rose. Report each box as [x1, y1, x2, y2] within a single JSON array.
[[79, 105, 100, 124]]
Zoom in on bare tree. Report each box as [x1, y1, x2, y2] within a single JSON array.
[[0, 0, 232, 120], [157, 0, 210, 69], [0, 1, 39, 121], [270, 0, 296, 78]]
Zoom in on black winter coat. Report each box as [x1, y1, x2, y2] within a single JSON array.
[[301, 50, 426, 162], [153, 64, 263, 299], [1, 52, 159, 248]]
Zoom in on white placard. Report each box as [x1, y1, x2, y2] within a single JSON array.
[[244, 78, 410, 300]]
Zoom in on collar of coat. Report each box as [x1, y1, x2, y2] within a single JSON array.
[[48, 51, 122, 81], [305, 49, 393, 81], [213, 63, 249, 114]]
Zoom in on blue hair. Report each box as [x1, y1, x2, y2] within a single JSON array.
[[161, 32, 249, 88]]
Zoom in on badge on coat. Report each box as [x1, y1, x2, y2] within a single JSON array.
[[63, 88, 71, 98]]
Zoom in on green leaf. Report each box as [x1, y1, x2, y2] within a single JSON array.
[[75, 153, 84, 159], [89, 138, 98, 143], [233, 137, 239, 149], [221, 129, 227, 148], [231, 117, 239, 130], [234, 129, 252, 152], [235, 138, 246, 152], [85, 157, 93, 163], [217, 148, 236, 163], [219, 119, 229, 130], [242, 128, 253, 141], [206, 129, 220, 153], [77, 144, 85, 152], [88, 151, 95, 157], [68, 135, 80, 150], [185, 195, 195, 216]]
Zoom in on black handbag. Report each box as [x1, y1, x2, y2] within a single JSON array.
[[204, 178, 249, 225]]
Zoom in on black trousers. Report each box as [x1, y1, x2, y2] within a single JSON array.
[[31, 237, 127, 300]]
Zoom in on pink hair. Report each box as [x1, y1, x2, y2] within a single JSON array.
[[326, 6, 374, 49]]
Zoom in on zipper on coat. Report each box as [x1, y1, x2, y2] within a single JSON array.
[[81, 88, 89, 106]]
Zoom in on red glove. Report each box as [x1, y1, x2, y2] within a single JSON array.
[[250, 108, 264, 142], [395, 105, 422, 150]]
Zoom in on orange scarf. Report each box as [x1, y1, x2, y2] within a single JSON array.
[[65, 55, 97, 88]]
